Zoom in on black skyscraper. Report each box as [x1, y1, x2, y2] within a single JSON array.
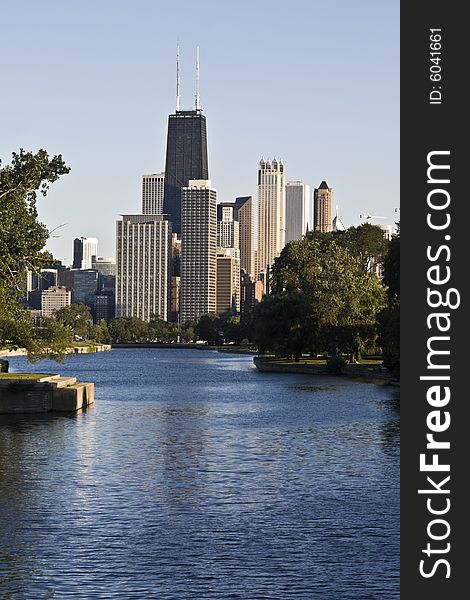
[[163, 109, 209, 235]]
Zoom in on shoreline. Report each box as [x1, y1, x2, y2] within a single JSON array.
[[253, 356, 399, 385]]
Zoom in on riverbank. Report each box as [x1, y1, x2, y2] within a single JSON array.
[[253, 356, 398, 384], [111, 342, 257, 354], [0, 344, 112, 358]]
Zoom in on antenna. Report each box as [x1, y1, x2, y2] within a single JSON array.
[[176, 44, 180, 112], [195, 46, 200, 110]]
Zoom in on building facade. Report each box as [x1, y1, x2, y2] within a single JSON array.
[[217, 203, 240, 249], [116, 214, 172, 322], [257, 158, 286, 275], [41, 286, 71, 316], [180, 180, 216, 322], [73, 237, 98, 270], [91, 256, 116, 276], [142, 172, 165, 215], [216, 248, 240, 315], [285, 181, 311, 243], [234, 196, 254, 277], [163, 110, 209, 235], [240, 271, 264, 314], [314, 181, 333, 233]]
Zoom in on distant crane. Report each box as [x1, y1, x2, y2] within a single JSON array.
[[359, 213, 386, 223]]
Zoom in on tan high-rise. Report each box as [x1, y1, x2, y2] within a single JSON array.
[[115, 214, 172, 321], [314, 181, 333, 233], [216, 248, 240, 315], [142, 173, 165, 214], [257, 158, 286, 275], [234, 196, 254, 277]]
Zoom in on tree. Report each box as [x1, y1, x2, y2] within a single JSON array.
[[0, 149, 71, 360], [108, 317, 149, 343], [267, 236, 387, 360], [378, 226, 400, 377], [54, 303, 93, 338], [195, 314, 224, 345]]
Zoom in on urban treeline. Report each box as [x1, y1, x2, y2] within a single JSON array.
[[0, 150, 399, 376]]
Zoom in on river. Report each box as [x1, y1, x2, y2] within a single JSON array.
[[0, 349, 399, 599]]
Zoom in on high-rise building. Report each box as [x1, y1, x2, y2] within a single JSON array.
[[217, 203, 239, 249], [216, 248, 240, 315], [142, 173, 165, 215], [180, 180, 216, 322], [332, 206, 346, 232], [73, 237, 98, 270], [234, 196, 254, 277], [116, 214, 172, 322], [240, 271, 264, 314], [91, 256, 116, 276], [162, 49, 209, 235], [73, 270, 99, 308], [257, 158, 286, 275], [41, 286, 71, 317], [285, 181, 311, 243], [314, 181, 333, 233]]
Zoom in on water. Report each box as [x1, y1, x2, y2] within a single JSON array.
[[0, 349, 399, 599]]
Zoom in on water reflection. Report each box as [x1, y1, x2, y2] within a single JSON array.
[[1, 350, 399, 599]]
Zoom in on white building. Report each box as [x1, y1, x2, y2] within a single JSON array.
[[285, 180, 311, 243], [73, 237, 98, 270], [115, 214, 172, 322], [91, 256, 116, 276], [257, 158, 286, 275], [142, 172, 165, 215], [217, 203, 240, 249], [41, 286, 71, 317], [180, 180, 217, 322]]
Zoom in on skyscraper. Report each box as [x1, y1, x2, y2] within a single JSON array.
[[216, 248, 240, 315], [314, 181, 333, 233], [180, 180, 216, 322], [115, 214, 172, 322], [257, 158, 286, 275], [234, 196, 254, 277], [285, 181, 311, 243], [142, 173, 165, 214], [163, 49, 209, 235], [41, 286, 71, 317], [73, 237, 98, 270], [217, 203, 240, 249]]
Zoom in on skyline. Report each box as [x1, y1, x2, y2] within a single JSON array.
[[0, 0, 399, 263]]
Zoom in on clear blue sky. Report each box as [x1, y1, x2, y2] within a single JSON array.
[[0, 0, 399, 263]]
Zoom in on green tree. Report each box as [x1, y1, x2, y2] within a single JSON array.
[[195, 314, 224, 345], [378, 226, 400, 377], [54, 303, 93, 338], [108, 317, 149, 343], [0, 149, 71, 360]]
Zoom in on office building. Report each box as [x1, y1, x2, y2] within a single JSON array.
[[41, 286, 71, 317], [180, 180, 216, 322], [73, 237, 98, 270], [234, 196, 254, 277], [73, 270, 99, 308], [240, 271, 264, 314], [142, 172, 165, 214], [116, 214, 172, 322], [217, 203, 239, 249], [257, 158, 286, 275], [314, 181, 333, 233], [285, 181, 311, 242], [91, 256, 116, 276], [216, 248, 240, 315], [163, 49, 209, 234]]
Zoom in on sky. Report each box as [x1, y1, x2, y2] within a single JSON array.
[[0, 0, 399, 264]]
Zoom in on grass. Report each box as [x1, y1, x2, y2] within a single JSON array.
[[0, 373, 56, 381]]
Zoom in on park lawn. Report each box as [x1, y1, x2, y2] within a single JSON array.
[[0, 373, 56, 381]]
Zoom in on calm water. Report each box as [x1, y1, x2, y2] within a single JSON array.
[[0, 349, 399, 599]]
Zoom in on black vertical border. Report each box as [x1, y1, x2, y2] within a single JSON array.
[[401, 2, 468, 597]]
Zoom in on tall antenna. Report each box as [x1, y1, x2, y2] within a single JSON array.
[[176, 44, 180, 112], [195, 46, 200, 110]]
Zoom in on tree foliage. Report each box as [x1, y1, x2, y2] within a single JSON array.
[[0, 149, 71, 360]]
